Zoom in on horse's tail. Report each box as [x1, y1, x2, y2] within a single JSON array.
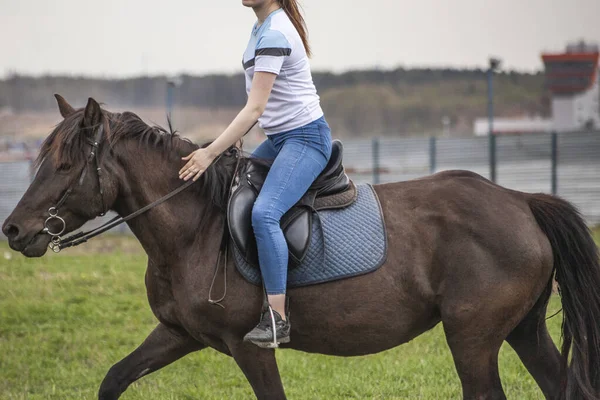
[[528, 193, 600, 399]]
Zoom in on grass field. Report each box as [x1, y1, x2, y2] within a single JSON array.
[[1, 228, 599, 400]]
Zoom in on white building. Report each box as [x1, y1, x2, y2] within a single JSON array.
[[475, 41, 600, 136], [474, 117, 553, 136], [544, 42, 600, 131]]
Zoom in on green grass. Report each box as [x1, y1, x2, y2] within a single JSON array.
[[1, 229, 598, 400]]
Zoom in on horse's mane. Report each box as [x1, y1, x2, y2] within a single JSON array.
[[35, 107, 242, 220], [35, 108, 188, 169]]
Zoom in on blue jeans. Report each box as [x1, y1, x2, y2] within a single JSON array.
[[251, 116, 332, 295]]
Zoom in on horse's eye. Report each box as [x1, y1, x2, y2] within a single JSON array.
[[57, 163, 72, 172]]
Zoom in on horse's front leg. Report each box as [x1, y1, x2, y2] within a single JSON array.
[[228, 340, 287, 400], [98, 323, 205, 400]]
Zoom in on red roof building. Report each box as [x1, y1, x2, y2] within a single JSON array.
[[541, 41, 600, 131]]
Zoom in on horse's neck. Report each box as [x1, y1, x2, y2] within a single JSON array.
[[112, 143, 223, 267]]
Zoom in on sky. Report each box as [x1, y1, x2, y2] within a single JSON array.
[[1, 0, 599, 78]]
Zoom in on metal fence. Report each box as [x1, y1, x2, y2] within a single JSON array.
[[1, 131, 599, 240]]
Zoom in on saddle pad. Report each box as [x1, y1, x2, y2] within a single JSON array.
[[232, 183, 387, 288]]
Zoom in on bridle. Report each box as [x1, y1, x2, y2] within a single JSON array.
[[41, 122, 207, 253], [43, 122, 108, 252]]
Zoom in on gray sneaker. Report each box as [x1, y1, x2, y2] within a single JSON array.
[[243, 308, 290, 348]]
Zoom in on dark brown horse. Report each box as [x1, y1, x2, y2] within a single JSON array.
[[3, 95, 600, 400]]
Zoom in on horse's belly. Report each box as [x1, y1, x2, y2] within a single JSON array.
[[286, 316, 439, 356], [283, 288, 439, 356]]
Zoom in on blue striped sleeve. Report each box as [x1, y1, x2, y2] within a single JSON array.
[[254, 29, 292, 75]]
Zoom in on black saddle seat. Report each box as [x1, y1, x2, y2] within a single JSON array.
[[227, 140, 356, 270], [307, 140, 350, 196]]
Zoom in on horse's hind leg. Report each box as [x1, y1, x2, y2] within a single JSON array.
[[441, 286, 526, 399], [505, 281, 563, 399], [442, 284, 559, 400], [443, 325, 506, 400], [98, 323, 205, 400]]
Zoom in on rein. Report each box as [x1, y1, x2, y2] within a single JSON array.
[[53, 178, 197, 252]]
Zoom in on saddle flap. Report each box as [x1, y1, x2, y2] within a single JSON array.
[[282, 207, 312, 265], [227, 183, 259, 264], [227, 177, 308, 269]]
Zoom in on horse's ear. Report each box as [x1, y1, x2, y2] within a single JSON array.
[[54, 94, 76, 118], [82, 97, 102, 128]]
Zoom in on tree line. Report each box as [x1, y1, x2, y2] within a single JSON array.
[[0, 68, 547, 136]]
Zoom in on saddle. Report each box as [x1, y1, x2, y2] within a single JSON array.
[[227, 140, 357, 269]]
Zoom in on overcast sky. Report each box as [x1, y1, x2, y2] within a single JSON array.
[[1, 0, 599, 78]]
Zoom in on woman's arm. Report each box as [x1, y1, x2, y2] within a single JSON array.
[[179, 71, 278, 181]]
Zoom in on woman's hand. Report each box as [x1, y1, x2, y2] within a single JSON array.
[[179, 148, 217, 181], [177, 72, 276, 182]]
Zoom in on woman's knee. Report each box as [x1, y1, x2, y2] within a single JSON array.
[[251, 200, 278, 230]]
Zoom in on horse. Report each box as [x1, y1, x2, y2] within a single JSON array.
[[3, 95, 600, 400]]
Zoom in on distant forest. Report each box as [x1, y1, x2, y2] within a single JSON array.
[[0, 68, 548, 136]]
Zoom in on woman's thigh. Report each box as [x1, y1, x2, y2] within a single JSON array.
[[254, 135, 330, 220], [251, 138, 278, 160]]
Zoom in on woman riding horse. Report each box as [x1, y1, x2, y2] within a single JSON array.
[[178, 0, 331, 347]]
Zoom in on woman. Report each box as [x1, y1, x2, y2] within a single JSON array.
[[179, 0, 332, 347]]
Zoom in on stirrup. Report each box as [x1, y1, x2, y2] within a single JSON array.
[[267, 305, 279, 348], [248, 305, 290, 349]]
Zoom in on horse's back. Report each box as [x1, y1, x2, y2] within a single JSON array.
[[374, 169, 537, 232], [373, 168, 553, 295]]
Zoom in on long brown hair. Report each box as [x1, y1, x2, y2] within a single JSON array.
[[279, 0, 311, 57]]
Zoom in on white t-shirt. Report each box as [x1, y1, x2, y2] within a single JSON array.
[[242, 9, 323, 135]]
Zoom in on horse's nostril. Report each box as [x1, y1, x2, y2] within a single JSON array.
[[3, 223, 20, 240]]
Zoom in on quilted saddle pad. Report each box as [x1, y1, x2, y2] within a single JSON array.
[[232, 183, 387, 288]]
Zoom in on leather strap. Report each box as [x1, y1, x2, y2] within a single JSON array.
[[58, 178, 196, 250]]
